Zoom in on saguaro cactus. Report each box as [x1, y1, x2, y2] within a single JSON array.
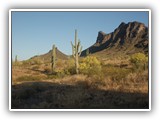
[[51, 44, 56, 73], [71, 29, 82, 74], [15, 55, 18, 63]]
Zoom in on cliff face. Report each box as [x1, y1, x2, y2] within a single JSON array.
[[81, 21, 148, 56]]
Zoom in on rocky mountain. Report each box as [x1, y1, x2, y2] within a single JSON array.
[[81, 21, 148, 56]]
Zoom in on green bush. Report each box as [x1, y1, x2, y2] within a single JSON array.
[[79, 56, 102, 76], [65, 59, 76, 75], [55, 69, 66, 78], [130, 53, 148, 70]]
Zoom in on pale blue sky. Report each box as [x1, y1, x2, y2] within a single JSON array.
[[12, 11, 149, 60]]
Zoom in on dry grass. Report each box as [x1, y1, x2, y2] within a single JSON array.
[[100, 70, 148, 93], [11, 55, 149, 109]]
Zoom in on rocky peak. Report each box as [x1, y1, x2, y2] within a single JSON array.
[[81, 21, 148, 56], [118, 22, 126, 28], [96, 31, 107, 44]]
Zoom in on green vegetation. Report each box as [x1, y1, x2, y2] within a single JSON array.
[[130, 53, 148, 70], [65, 58, 76, 75], [79, 56, 102, 76]]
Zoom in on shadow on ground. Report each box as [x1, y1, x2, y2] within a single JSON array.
[[11, 81, 149, 109]]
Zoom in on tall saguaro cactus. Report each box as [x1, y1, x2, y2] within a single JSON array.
[[71, 29, 82, 74], [51, 44, 56, 73]]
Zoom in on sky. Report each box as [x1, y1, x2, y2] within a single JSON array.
[[11, 10, 149, 60]]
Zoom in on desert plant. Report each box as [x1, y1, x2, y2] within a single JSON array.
[[79, 56, 102, 76], [15, 55, 18, 63], [130, 53, 148, 70], [64, 58, 75, 75], [71, 29, 82, 74], [102, 66, 131, 81], [51, 44, 56, 73], [34, 59, 43, 65], [44, 67, 52, 74], [22, 60, 30, 66], [32, 65, 40, 70], [56, 59, 65, 68], [13, 55, 18, 66]]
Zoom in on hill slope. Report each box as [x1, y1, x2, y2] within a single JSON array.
[[30, 48, 69, 62]]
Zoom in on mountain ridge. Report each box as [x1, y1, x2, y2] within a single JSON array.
[[29, 21, 148, 61], [81, 21, 148, 56]]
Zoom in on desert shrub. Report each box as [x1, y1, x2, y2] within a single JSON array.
[[67, 66, 76, 75], [56, 59, 64, 68], [102, 66, 131, 81], [46, 68, 69, 79], [44, 67, 52, 74], [65, 59, 76, 75], [63, 69, 71, 75], [130, 53, 148, 70], [33, 59, 43, 65], [55, 69, 66, 78], [79, 56, 102, 76], [22, 60, 31, 66], [32, 65, 40, 70], [12, 61, 22, 66], [126, 70, 148, 83]]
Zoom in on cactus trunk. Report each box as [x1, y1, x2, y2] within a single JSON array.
[[51, 44, 56, 73], [71, 29, 82, 74], [15, 55, 18, 65], [15, 55, 17, 62]]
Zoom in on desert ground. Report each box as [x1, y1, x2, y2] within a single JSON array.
[[11, 53, 149, 109]]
